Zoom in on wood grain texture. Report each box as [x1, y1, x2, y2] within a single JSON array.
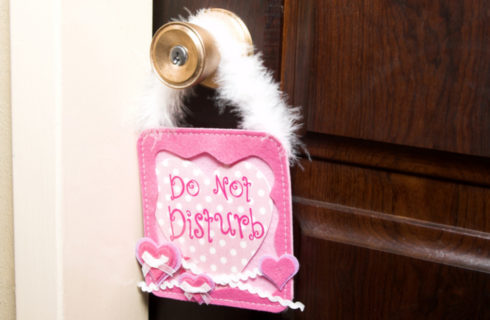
[[304, 132, 490, 187], [283, 0, 490, 157], [294, 235, 490, 320], [281, 0, 314, 134], [292, 158, 490, 233], [294, 199, 490, 273]]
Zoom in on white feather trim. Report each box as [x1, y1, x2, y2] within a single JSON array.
[[137, 71, 190, 129], [139, 9, 303, 164]]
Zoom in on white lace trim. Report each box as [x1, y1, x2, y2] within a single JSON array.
[[138, 281, 305, 311], [138, 280, 180, 292], [181, 260, 261, 285], [227, 282, 305, 311]]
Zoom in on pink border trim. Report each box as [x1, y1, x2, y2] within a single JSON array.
[[137, 128, 293, 313]]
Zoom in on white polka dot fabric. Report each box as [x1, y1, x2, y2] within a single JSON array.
[[154, 152, 274, 276]]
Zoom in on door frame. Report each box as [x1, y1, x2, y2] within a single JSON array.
[[10, 0, 151, 318]]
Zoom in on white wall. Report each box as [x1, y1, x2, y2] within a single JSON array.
[[11, 0, 152, 318], [0, 0, 15, 318]]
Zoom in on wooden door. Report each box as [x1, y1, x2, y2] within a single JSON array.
[[151, 0, 490, 319]]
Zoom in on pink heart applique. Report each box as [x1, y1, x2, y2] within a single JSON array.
[[135, 238, 181, 285], [259, 254, 299, 291], [154, 152, 274, 276], [178, 272, 215, 304]]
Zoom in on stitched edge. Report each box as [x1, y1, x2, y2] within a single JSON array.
[[139, 129, 291, 306]]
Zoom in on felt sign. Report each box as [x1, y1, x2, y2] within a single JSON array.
[[136, 128, 304, 312]]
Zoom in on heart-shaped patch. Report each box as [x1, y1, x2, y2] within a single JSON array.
[[135, 238, 182, 285], [178, 272, 215, 293], [154, 152, 274, 276], [259, 254, 299, 291], [178, 272, 215, 304]]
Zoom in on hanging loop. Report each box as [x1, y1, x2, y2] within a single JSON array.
[[142, 8, 303, 164]]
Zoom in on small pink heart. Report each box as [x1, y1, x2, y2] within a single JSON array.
[[135, 238, 181, 285], [178, 273, 215, 304], [178, 272, 215, 293], [259, 254, 299, 291]]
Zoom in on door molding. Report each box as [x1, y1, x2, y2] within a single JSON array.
[[10, 0, 151, 318]]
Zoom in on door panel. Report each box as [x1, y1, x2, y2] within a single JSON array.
[[283, 0, 490, 318], [151, 0, 490, 319], [293, 158, 490, 233], [294, 238, 490, 320], [283, 0, 490, 157]]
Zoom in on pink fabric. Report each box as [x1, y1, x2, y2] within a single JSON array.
[[259, 254, 299, 291], [137, 128, 295, 313], [178, 272, 216, 304], [178, 273, 215, 292], [135, 238, 182, 285], [154, 151, 273, 275]]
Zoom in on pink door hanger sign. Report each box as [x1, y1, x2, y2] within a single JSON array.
[[136, 128, 304, 312], [135, 8, 305, 313]]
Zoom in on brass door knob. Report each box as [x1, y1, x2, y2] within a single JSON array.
[[150, 9, 253, 89]]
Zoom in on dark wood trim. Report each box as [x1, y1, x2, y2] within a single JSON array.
[[294, 197, 490, 274], [282, 0, 490, 157], [281, 0, 315, 136], [303, 132, 490, 187]]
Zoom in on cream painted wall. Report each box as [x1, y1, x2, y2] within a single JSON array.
[[11, 0, 151, 318], [0, 0, 15, 319]]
